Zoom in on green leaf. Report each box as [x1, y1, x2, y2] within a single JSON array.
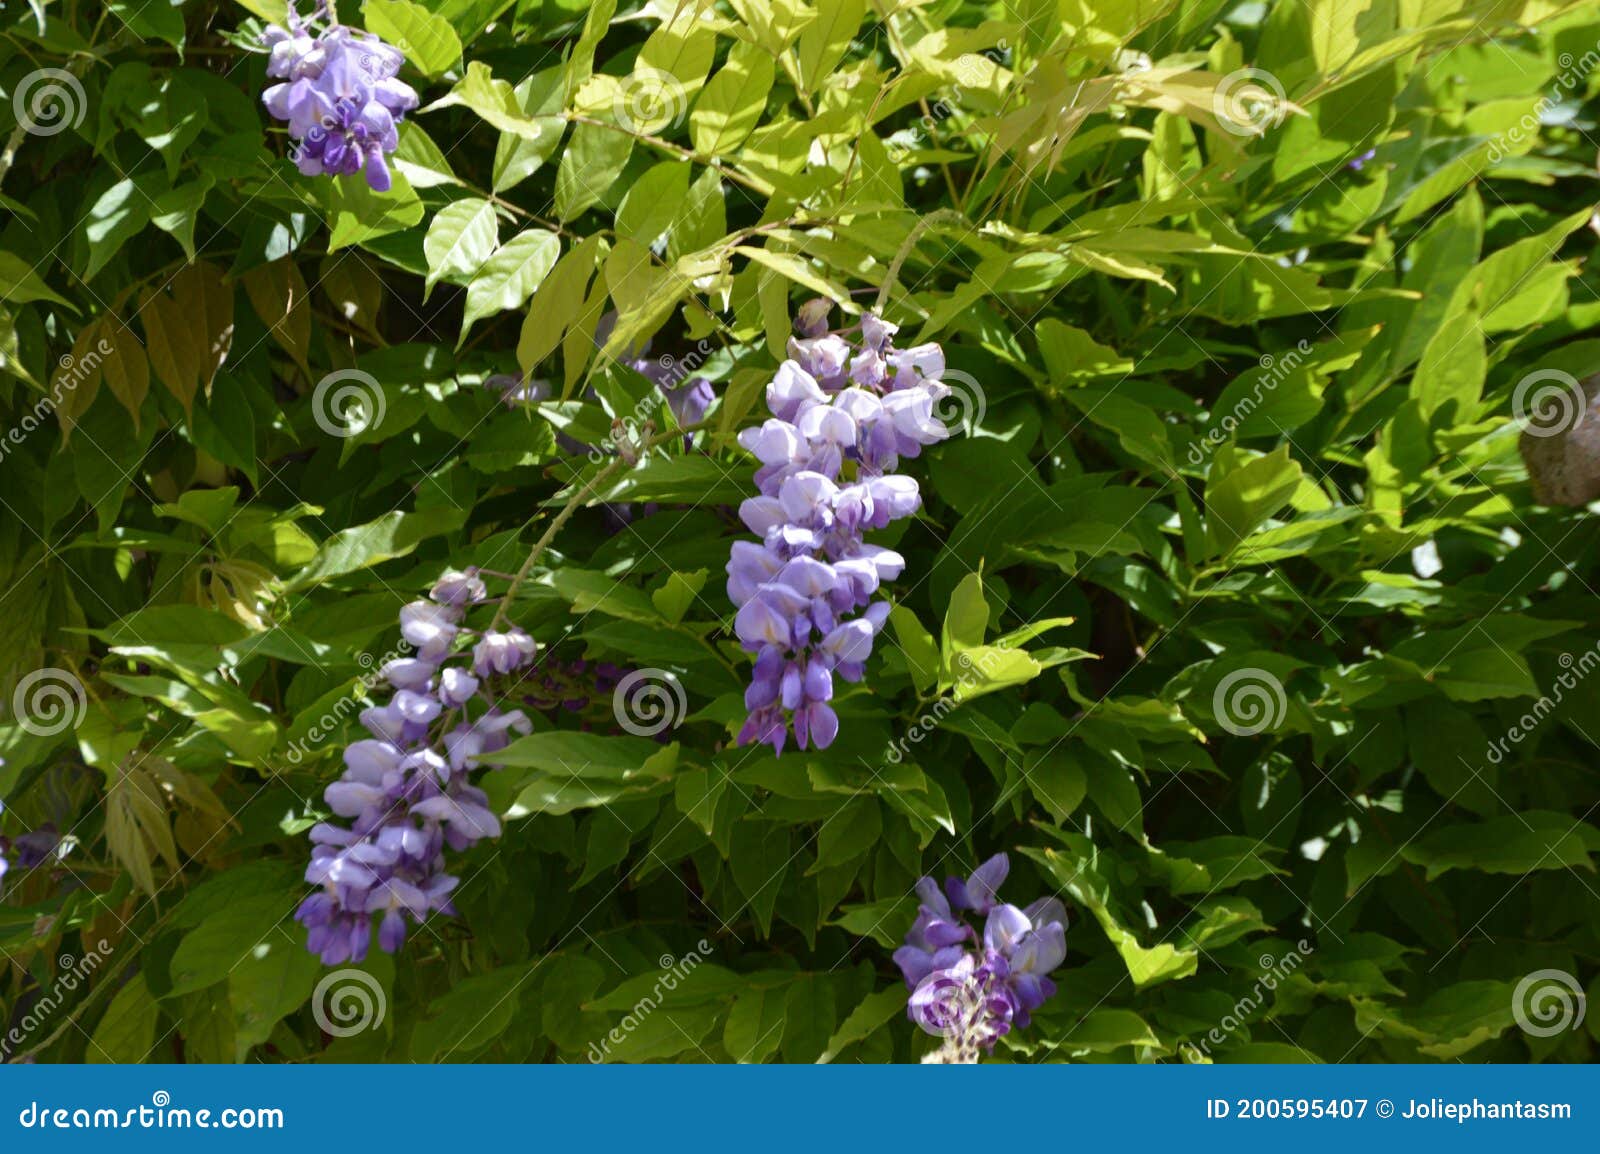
[[107, 0, 185, 48], [1402, 813, 1598, 880], [1048, 1008, 1162, 1055], [1358, 980, 1517, 1059], [229, 934, 321, 1054], [516, 234, 603, 373], [725, 981, 792, 1063], [796, 0, 863, 96], [1411, 309, 1484, 423], [326, 171, 425, 251], [1024, 747, 1088, 823], [889, 605, 939, 693], [286, 508, 466, 592], [83, 177, 154, 282], [1037, 318, 1133, 381], [941, 571, 989, 655], [730, 820, 788, 936], [691, 43, 775, 156], [487, 731, 677, 779], [816, 986, 903, 1062], [616, 162, 692, 249], [410, 964, 535, 1061], [492, 72, 566, 191], [89, 977, 161, 1064], [149, 178, 211, 261], [813, 799, 881, 869], [780, 974, 837, 1062], [424, 197, 499, 295], [392, 121, 461, 188], [167, 894, 291, 999], [651, 569, 707, 624], [555, 122, 633, 221], [1204, 445, 1303, 558], [363, 0, 462, 78], [0, 252, 74, 309], [461, 230, 561, 343]]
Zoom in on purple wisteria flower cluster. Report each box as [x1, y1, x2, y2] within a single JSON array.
[[727, 303, 951, 754], [296, 568, 537, 965], [894, 853, 1067, 1062], [260, 3, 419, 192]]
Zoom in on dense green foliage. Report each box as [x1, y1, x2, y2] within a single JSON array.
[[2, 0, 1600, 1063]]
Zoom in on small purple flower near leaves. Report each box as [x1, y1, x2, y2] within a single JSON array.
[[260, 5, 419, 191], [295, 574, 537, 965], [892, 853, 1067, 1063]]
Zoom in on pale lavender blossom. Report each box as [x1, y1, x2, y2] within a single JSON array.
[[726, 302, 949, 754], [893, 853, 1067, 1062], [260, 5, 419, 191]]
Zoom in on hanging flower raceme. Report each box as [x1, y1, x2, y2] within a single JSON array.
[[260, 3, 418, 192], [726, 302, 950, 754], [295, 568, 537, 965], [893, 853, 1067, 1063]]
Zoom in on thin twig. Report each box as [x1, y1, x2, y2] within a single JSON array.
[[488, 420, 710, 630], [874, 207, 966, 315]]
